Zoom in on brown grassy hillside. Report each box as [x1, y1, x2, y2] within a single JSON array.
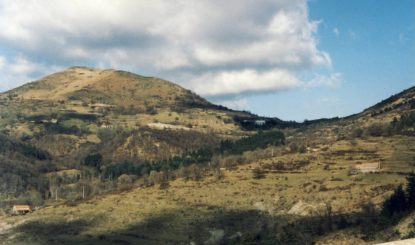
[[0, 67, 252, 165], [1, 68, 415, 244]]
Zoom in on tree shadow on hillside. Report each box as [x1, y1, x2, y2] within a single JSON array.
[[9, 206, 407, 245]]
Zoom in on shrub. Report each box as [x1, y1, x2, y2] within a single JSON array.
[[366, 123, 385, 137], [289, 142, 298, 153], [351, 127, 364, 138], [117, 174, 133, 191], [147, 170, 159, 185], [159, 180, 170, 190], [298, 144, 307, 154], [252, 168, 266, 179], [28, 190, 45, 206], [188, 164, 203, 181], [381, 184, 407, 216], [83, 153, 103, 171], [220, 130, 285, 155]]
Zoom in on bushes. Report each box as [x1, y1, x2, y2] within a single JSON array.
[[354, 112, 415, 139], [103, 161, 146, 180], [252, 168, 266, 179], [348, 123, 389, 138], [112, 106, 143, 115], [406, 173, 415, 208], [263, 159, 310, 171], [351, 127, 364, 138], [389, 111, 415, 135], [288, 142, 307, 154], [59, 112, 98, 122], [117, 174, 133, 191], [366, 123, 385, 137], [187, 164, 203, 181], [43, 123, 89, 136], [159, 180, 170, 190], [0, 133, 50, 160], [83, 153, 103, 171], [382, 185, 407, 216], [298, 144, 307, 154], [219, 130, 285, 155], [289, 142, 298, 153], [100, 130, 285, 184], [381, 174, 415, 217]]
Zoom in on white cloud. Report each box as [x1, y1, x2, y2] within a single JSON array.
[[219, 97, 249, 111], [304, 73, 342, 89], [333, 28, 340, 37], [191, 69, 300, 96], [0, 56, 61, 91], [0, 0, 334, 97]]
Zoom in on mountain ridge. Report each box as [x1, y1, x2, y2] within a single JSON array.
[[2, 67, 415, 244], [3, 66, 414, 127]]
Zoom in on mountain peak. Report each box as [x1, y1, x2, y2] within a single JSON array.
[[3, 67, 217, 113]]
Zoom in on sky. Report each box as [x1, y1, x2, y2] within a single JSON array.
[[0, 0, 413, 121]]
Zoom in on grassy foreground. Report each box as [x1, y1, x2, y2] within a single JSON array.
[[1, 135, 415, 244]]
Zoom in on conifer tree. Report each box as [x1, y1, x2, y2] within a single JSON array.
[[382, 184, 407, 216], [406, 172, 415, 209]]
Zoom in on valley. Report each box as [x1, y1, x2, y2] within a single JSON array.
[[1, 67, 415, 244]]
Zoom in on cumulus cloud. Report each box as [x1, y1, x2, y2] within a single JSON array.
[[0, 0, 334, 97], [0, 56, 61, 91], [191, 69, 300, 96], [0, 56, 40, 90]]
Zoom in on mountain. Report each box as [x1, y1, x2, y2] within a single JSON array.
[[6, 66, 217, 111], [0, 67, 252, 165], [296, 85, 415, 143], [1, 68, 415, 244]]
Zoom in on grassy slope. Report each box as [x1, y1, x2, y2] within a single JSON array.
[[1, 68, 415, 244], [0, 67, 249, 165], [1, 135, 415, 244]]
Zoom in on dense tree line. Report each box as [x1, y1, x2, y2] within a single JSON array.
[[100, 148, 213, 181], [351, 111, 415, 138], [43, 123, 89, 136], [0, 129, 285, 208], [89, 130, 285, 181], [0, 156, 49, 201], [390, 111, 415, 133], [381, 173, 415, 217], [219, 130, 285, 155], [0, 133, 50, 160]]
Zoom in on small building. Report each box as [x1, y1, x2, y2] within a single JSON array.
[[12, 205, 32, 215], [254, 120, 266, 126], [100, 123, 113, 129]]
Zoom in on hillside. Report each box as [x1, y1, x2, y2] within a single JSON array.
[[6, 67, 235, 119], [1, 133, 415, 244], [0, 67, 253, 165], [295, 85, 415, 147], [1, 68, 415, 244]]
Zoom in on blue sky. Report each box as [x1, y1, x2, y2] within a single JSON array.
[[249, 0, 415, 120], [0, 0, 413, 121]]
